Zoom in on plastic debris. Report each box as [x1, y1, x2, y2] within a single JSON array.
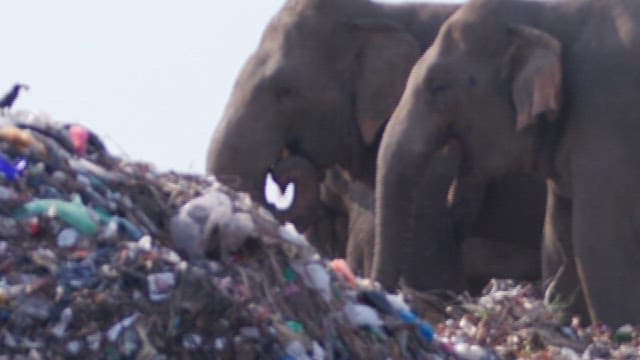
[[107, 313, 140, 342], [329, 258, 355, 286], [67, 124, 89, 155], [181, 333, 202, 350], [0, 124, 46, 155], [15, 197, 99, 235], [279, 222, 308, 246], [285, 320, 304, 334], [294, 262, 331, 301], [285, 340, 310, 360], [344, 303, 384, 328], [220, 211, 256, 251], [56, 227, 79, 248], [614, 324, 634, 343], [453, 342, 490, 360], [50, 307, 73, 338], [169, 189, 232, 258], [0, 153, 25, 181], [147, 272, 176, 302]]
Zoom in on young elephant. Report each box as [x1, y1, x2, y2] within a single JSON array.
[[207, 0, 546, 293], [267, 155, 322, 232], [375, 0, 640, 326], [269, 155, 374, 275]]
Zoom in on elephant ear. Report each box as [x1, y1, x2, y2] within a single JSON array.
[[505, 25, 562, 131], [351, 19, 420, 145]]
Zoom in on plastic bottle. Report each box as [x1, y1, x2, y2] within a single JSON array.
[[15, 195, 99, 235]]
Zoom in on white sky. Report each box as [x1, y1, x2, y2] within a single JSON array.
[[1, 0, 461, 174]]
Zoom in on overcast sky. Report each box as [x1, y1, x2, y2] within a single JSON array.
[[1, 0, 461, 174]]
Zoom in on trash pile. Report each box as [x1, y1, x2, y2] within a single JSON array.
[[0, 110, 638, 359], [431, 279, 640, 359]]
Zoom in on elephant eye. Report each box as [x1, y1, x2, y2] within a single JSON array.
[[429, 83, 448, 96], [275, 86, 296, 104], [427, 80, 449, 103]]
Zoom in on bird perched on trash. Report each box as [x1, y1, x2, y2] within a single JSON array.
[[0, 83, 29, 113]]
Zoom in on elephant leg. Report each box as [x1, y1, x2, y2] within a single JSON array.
[[346, 227, 365, 276], [305, 203, 348, 259], [542, 181, 588, 322], [345, 202, 364, 275], [345, 203, 375, 277], [362, 236, 374, 277], [572, 176, 640, 326]]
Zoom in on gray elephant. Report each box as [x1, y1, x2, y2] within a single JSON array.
[[207, 0, 545, 292], [374, 0, 640, 326]]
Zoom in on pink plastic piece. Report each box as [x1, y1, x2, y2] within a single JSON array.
[[329, 258, 355, 287], [68, 125, 89, 155]]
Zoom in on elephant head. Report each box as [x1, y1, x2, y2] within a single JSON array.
[[206, 0, 458, 202], [373, 2, 562, 292]]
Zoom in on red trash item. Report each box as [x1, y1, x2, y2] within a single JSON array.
[[329, 258, 355, 287], [68, 125, 89, 155]]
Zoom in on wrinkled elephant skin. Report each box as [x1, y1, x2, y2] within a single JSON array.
[[375, 0, 640, 326]]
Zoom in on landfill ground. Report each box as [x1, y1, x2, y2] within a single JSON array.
[[0, 110, 638, 359]]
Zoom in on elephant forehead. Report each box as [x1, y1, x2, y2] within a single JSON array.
[[258, 1, 359, 69], [263, 25, 344, 68], [434, 18, 509, 61], [264, 1, 336, 48]]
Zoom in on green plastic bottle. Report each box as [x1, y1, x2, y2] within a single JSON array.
[[15, 194, 99, 235]]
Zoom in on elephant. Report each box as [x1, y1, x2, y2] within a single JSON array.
[[207, 0, 546, 292], [374, 0, 640, 326]]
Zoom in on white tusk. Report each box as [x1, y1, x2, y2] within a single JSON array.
[[265, 173, 279, 205], [264, 172, 296, 211]]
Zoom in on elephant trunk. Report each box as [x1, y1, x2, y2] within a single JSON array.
[[372, 94, 462, 291], [206, 101, 285, 202]]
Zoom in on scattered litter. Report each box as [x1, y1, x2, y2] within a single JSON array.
[[344, 303, 384, 328], [56, 227, 79, 248], [147, 272, 175, 302]]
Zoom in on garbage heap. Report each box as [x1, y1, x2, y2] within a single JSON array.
[[0, 111, 637, 359]]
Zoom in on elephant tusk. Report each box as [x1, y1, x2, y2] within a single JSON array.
[[264, 172, 296, 211]]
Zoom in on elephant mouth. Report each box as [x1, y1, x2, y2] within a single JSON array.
[[261, 153, 322, 231], [264, 172, 296, 211]]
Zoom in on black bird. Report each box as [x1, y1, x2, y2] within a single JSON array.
[[0, 83, 29, 113]]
